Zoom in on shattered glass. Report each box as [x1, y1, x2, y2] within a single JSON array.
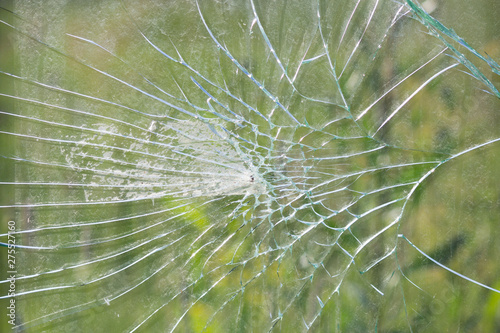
[[0, 0, 499, 331]]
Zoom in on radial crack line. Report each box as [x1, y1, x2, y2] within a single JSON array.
[[373, 63, 458, 135], [399, 235, 500, 294]]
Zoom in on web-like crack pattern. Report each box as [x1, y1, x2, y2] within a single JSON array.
[[0, 0, 499, 332]]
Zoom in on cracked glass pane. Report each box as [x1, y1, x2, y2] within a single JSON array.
[[0, 0, 499, 331]]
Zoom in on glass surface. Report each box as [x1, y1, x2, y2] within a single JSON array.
[[0, 0, 499, 331]]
